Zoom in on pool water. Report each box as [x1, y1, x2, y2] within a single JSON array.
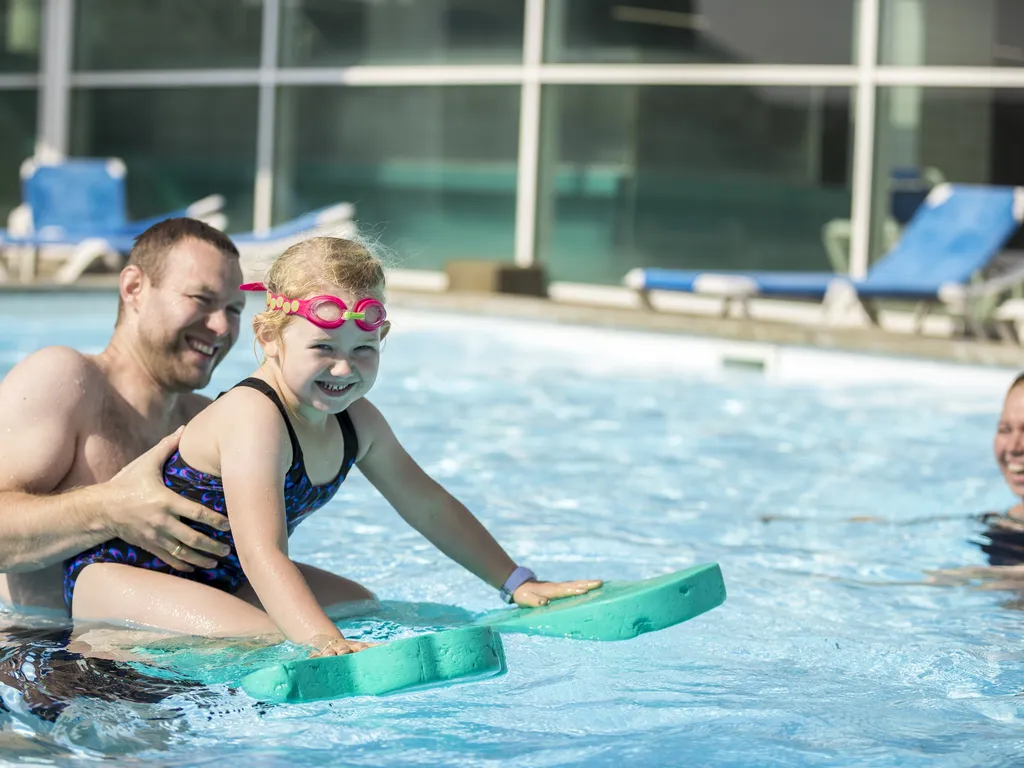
[[1, 292, 1022, 767]]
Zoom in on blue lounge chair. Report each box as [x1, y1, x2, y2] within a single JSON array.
[[22, 158, 224, 239], [1, 157, 224, 281], [624, 184, 1024, 330], [0, 156, 354, 283], [39, 201, 355, 284]]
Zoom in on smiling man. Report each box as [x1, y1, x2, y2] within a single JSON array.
[[0, 218, 245, 614]]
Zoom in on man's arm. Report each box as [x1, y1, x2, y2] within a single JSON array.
[[0, 347, 230, 572], [0, 347, 113, 570]]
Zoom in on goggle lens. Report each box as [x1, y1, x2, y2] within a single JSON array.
[[309, 299, 344, 325], [358, 302, 386, 329]]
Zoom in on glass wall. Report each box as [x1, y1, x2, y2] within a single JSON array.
[[0, 0, 39, 223], [871, 86, 1024, 260], [0, 0, 41, 72], [879, 0, 1024, 67], [0, 89, 38, 213], [74, 0, 264, 70], [4, 0, 1024, 286], [275, 85, 520, 269], [68, 88, 258, 229], [545, 0, 858, 65], [279, 0, 524, 66], [537, 85, 853, 283]]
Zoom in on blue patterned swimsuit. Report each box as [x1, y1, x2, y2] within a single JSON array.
[[63, 377, 359, 609]]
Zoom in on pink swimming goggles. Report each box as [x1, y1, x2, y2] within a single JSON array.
[[240, 282, 387, 331]]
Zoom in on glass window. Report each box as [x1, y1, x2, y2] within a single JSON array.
[[69, 88, 258, 230], [536, 85, 854, 284], [274, 85, 520, 270], [0, 90, 38, 215], [879, 0, 1024, 67], [0, 0, 42, 72], [280, 0, 524, 66], [74, 0, 263, 70], [871, 87, 1024, 262], [546, 0, 857, 65]]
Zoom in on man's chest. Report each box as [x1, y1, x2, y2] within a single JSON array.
[[66, 406, 184, 488]]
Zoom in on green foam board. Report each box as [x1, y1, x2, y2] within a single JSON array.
[[239, 625, 505, 703], [479, 563, 726, 641]]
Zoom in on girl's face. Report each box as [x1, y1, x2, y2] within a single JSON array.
[[995, 383, 1024, 499], [262, 287, 389, 416]]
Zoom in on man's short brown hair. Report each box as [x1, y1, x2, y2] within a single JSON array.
[[116, 217, 240, 323]]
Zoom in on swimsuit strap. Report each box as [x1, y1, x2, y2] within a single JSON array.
[[336, 409, 359, 471], [232, 378, 303, 465]]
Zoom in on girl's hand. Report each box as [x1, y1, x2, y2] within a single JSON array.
[[513, 579, 603, 608], [309, 636, 377, 658]]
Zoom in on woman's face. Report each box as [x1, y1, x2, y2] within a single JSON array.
[[995, 383, 1024, 498]]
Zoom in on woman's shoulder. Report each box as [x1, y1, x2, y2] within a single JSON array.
[[981, 504, 1024, 528]]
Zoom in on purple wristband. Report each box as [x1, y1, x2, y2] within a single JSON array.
[[499, 566, 536, 604]]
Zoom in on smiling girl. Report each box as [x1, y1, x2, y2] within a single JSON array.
[[64, 236, 600, 656]]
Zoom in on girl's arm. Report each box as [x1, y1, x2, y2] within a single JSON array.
[[217, 390, 370, 656], [350, 398, 601, 607]]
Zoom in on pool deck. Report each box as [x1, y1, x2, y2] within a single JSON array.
[[4, 275, 1024, 369], [391, 288, 1024, 369]]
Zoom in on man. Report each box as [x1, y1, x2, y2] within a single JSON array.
[[0, 217, 244, 615]]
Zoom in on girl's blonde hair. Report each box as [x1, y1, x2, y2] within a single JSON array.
[[253, 236, 387, 343]]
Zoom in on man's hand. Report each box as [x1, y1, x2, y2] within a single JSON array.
[[102, 428, 232, 571]]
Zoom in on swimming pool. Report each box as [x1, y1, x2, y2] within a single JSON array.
[[1, 291, 1022, 766]]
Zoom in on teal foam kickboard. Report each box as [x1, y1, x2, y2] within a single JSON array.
[[478, 563, 726, 641], [239, 625, 506, 703]]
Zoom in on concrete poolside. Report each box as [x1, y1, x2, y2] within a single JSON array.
[[3, 272, 1024, 370]]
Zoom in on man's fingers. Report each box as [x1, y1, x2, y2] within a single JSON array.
[[144, 427, 184, 467], [173, 498, 230, 532], [164, 518, 231, 558], [146, 545, 196, 572], [153, 534, 217, 570]]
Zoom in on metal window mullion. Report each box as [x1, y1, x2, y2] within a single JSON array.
[[70, 69, 262, 87], [253, 0, 280, 233], [848, 0, 880, 280], [0, 74, 40, 88], [67, 63, 883, 89], [513, 0, 544, 269], [537, 64, 860, 86], [38, 0, 74, 161], [875, 66, 1024, 86]]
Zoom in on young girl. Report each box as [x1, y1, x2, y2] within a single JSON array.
[[64, 237, 601, 656]]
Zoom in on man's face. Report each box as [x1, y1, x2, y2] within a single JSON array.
[[134, 239, 245, 391]]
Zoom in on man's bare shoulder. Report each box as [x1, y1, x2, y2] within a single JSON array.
[[179, 391, 215, 422], [0, 346, 103, 414], [0, 347, 104, 495], [4, 344, 95, 376]]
